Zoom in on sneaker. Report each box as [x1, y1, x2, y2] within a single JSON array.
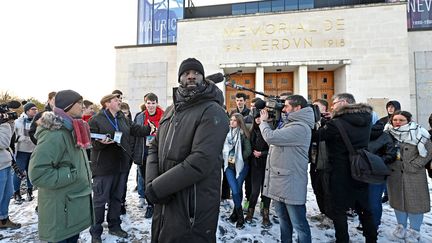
[[138, 198, 146, 208], [405, 228, 420, 243], [144, 205, 154, 219], [0, 217, 21, 229], [392, 224, 406, 239], [109, 228, 128, 238]]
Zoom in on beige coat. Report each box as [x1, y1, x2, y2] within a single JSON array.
[[387, 140, 432, 214]]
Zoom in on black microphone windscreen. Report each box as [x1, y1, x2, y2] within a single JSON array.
[[255, 99, 266, 109], [206, 73, 225, 83], [7, 100, 21, 109]]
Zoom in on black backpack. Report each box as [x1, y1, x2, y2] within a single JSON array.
[[334, 120, 391, 184]]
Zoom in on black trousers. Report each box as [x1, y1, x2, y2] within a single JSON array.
[[332, 188, 377, 243], [90, 172, 128, 237], [244, 158, 252, 201], [221, 172, 231, 200], [249, 158, 270, 209], [310, 162, 326, 214]]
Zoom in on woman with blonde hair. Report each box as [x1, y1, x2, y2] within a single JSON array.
[[222, 113, 252, 229]]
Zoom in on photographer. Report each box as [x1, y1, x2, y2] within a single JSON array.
[[0, 120, 21, 229], [259, 95, 314, 243]]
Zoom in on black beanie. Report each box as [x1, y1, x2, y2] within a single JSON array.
[[55, 90, 83, 112], [23, 102, 36, 113], [178, 58, 205, 81]]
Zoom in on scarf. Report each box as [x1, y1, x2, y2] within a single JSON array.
[[384, 121, 431, 157], [54, 108, 91, 149], [144, 107, 164, 135], [222, 127, 244, 178], [175, 81, 208, 109]]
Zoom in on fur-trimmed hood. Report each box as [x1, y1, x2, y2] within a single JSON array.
[[38, 111, 64, 131], [332, 103, 373, 118], [332, 103, 373, 127]]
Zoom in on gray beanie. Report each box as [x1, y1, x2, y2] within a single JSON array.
[[55, 90, 83, 112]]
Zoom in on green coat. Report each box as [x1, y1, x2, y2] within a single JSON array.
[[29, 112, 93, 242]]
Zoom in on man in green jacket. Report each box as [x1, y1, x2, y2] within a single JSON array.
[[29, 90, 93, 243]]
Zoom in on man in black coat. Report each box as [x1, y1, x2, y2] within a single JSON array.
[[319, 93, 377, 243], [145, 58, 229, 243], [88, 94, 151, 242]]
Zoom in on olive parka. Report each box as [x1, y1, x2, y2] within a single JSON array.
[[29, 112, 93, 242]]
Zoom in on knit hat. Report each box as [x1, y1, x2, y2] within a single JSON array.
[[23, 102, 36, 113], [100, 94, 119, 108], [55, 90, 83, 112], [178, 58, 205, 81]]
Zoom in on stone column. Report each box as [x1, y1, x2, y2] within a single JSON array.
[[255, 66, 264, 99], [294, 65, 308, 98]]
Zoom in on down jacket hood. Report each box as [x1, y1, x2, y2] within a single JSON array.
[[333, 103, 373, 127], [287, 106, 315, 129]]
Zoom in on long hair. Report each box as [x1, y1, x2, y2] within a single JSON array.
[[231, 113, 250, 139]]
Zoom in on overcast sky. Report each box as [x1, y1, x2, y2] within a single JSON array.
[[0, 0, 254, 103]]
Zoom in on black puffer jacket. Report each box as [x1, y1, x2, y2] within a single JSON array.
[[146, 82, 229, 243], [319, 103, 372, 208], [88, 110, 150, 176]]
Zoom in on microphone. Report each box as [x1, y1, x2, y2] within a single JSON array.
[[7, 100, 21, 109], [225, 81, 246, 90], [206, 73, 225, 83], [206, 71, 240, 84]]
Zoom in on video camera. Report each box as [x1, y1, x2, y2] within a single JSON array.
[[0, 100, 20, 124]]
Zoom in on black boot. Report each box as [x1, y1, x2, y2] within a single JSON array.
[[13, 191, 23, 204], [228, 208, 238, 223], [27, 188, 34, 201], [235, 207, 244, 229]]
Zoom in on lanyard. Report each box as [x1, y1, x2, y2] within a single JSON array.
[[103, 110, 119, 131]]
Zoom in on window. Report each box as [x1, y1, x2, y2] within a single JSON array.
[[259, 1, 271, 13], [285, 0, 298, 10], [232, 3, 245, 15], [299, 0, 314, 9], [272, 0, 284, 11], [246, 2, 259, 14]]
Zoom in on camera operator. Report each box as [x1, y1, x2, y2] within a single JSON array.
[[0, 119, 21, 229], [259, 95, 314, 243]]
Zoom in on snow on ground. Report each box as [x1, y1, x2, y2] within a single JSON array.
[[1, 164, 432, 242]]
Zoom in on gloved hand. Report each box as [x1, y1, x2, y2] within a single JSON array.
[[145, 182, 174, 205]]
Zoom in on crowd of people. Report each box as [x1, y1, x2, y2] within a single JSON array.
[[0, 57, 431, 243]]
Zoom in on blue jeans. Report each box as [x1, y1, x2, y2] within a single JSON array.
[[137, 167, 145, 198], [394, 209, 423, 231], [225, 163, 249, 208], [0, 167, 13, 220], [274, 201, 311, 243], [368, 183, 385, 229], [13, 151, 32, 192]]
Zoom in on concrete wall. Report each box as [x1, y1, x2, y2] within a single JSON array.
[[177, 3, 410, 106], [115, 45, 177, 115], [408, 31, 432, 127]]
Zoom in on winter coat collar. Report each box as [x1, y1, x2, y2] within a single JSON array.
[[332, 103, 372, 118]]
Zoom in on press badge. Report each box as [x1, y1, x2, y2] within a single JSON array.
[[146, 135, 155, 146], [113, 131, 123, 143]]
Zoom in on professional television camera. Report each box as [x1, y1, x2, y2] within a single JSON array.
[[0, 100, 20, 124]]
